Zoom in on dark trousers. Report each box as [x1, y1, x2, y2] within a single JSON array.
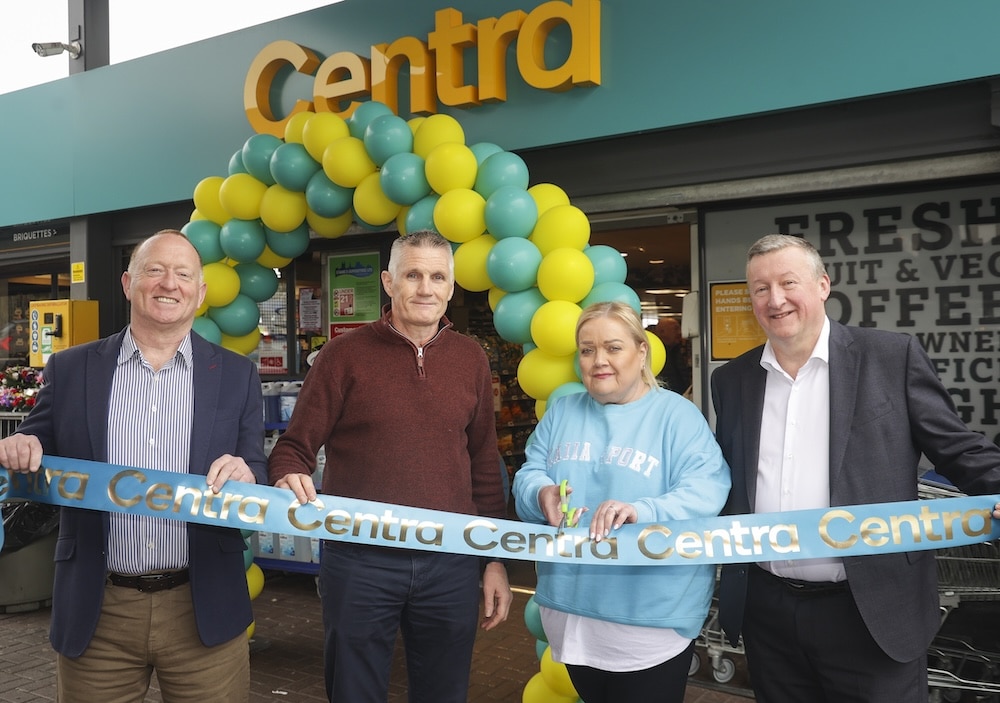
[[318, 541, 481, 703], [566, 639, 696, 703], [744, 566, 927, 703]]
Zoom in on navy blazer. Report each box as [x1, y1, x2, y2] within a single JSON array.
[[16, 329, 267, 658], [711, 320, 1000, 662]]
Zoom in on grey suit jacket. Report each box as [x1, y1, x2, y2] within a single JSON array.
[[16, 329, 267, 657], [711, 319, 1000, 662]]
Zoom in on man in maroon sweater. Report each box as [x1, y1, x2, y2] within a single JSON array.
[[268, 230, 512, 703]]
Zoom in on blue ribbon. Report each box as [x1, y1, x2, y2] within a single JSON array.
[[1, 456, 998, 565]]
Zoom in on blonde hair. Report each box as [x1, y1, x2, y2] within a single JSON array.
[[576, 301, 657, 389]]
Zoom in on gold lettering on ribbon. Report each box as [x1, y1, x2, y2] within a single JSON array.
[[464, 518, 617, 560]]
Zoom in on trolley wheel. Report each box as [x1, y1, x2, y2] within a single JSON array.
[[713, 657, 736, 684], [688, 651, 701, 677]]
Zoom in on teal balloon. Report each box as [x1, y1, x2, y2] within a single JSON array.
[[241, 133, 282, 186], [548, 381, 587, 405], [228, 149, 249, 176], [191, 315, 222, 345], [240, 528, 255, 539], [522, 341, 537, 355], [220, 219, 267, 263], [535, 639, 548, 661], [269, 142, 320, 192], [243, 546, 255, 570], [486, 237, 541, 292], [474, 151, 529, 200], [524, 596, 547, 642], [581, 281, 642, 314], [493, 288, 545, 344], [182, 219, 225, 264], [347, 101, 394, 140], [265, 223, 311, 259], [404, 193, 440, 234], [470, 141, 504, 166], [363, 114, 413, 166], [235, 262, 280, 302], [585, 244, 628, 285], [305, 170, 353, 217], [208, 294, 261, 337], [380, 152, 430, 205], [484, 186, 537, 239]]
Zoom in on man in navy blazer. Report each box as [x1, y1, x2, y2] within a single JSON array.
[[711, 234, 1000, 703], [0, 230, 266, 702]]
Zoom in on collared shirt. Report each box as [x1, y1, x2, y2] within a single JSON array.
[[756, 316, 845, 582], [106, 328, 194, 575]]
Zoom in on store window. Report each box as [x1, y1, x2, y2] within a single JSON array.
[[0, 265, 70, 369]]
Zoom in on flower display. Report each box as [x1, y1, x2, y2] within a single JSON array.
[[0, 366, 42, 413]]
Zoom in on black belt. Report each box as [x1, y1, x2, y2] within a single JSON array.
[[753, 565, 848, 596], [107, 569, 189, 593]]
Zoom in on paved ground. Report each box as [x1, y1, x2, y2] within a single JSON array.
[[0, 561, 753, 703]]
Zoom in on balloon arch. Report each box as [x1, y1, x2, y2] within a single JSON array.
[[183, 102, 669, 701]]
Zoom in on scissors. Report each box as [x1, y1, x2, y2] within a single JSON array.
[[556, 479, 577, 536]]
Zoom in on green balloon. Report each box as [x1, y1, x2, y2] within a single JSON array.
[[235, 262, 279, 302], [264, 223, 311, 259], [181, 219, 225, 264], [220, 219, 267, 263], [207, 294, 261, 337], [191, 316, 222, 345]]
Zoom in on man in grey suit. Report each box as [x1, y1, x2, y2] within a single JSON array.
[[711, 234, 1000, 703]]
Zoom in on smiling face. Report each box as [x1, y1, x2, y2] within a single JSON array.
[[577, 315, 650, 405], [381, 243, 455, 343], [122, 231, 206, 336], [747, 243, 830, 356]]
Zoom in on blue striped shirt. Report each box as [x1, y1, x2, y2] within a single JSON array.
[[106, 328, 194, 575]]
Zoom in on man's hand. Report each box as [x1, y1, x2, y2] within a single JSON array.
[[274, 472, 317, 505], [206, 454, 257, 493], [0, 434, 43, 473], [481, 561, 513, 631]]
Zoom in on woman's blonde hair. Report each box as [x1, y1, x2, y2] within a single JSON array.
[[576, 301, 657, 388]]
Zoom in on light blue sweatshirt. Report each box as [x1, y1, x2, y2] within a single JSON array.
[[513, 388, 731, 639]]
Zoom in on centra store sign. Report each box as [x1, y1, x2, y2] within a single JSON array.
[[244, 0, 601, 136]]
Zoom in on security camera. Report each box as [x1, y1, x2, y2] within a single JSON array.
[[31, 40, 82, 59]]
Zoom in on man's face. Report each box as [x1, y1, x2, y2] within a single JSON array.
[[122, 234, 206, 331], [380, 245, 454, 338], [747, 246, 830, 346]]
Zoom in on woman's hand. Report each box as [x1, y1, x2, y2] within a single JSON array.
[[590, 499, 636, 542]]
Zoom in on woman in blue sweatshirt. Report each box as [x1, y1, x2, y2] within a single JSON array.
[[513, 302, 731, 702]]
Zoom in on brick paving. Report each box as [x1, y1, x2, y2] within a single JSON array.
[[0, 563, 752, 702]]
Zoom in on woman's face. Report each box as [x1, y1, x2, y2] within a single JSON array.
[[577, 316, 648, 405]]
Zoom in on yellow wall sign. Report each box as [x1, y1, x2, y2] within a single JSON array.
[[244, 0, 601, 136], [710, 281, 767, 361], [71, 261, 85, 284]]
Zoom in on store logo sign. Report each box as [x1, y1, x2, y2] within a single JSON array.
[[244, 0, 601, 136]]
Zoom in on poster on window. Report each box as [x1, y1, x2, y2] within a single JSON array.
[[327, 252, 381, 338], [704, 183, 1000, 441]]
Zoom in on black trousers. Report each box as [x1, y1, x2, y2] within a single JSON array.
[[743, 565, 927, 703]]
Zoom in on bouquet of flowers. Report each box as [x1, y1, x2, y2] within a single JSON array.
[[0, 366, 42, 412]]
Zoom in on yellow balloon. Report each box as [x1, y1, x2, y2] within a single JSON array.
[[246, 620, 256, 640], [322, 136, 376, 188], [454, 234, 497, 292], [260, 184, 308, 233], [396, 205, 410, 235], [413, 113, 465, 158], [537, 248, 595, 303], [530, 204, 591, 256], [407, 116, 427, 136], [433, 189, 486, 243], [354, 171, 402, 226], [424, 142, 478, 194], [219, 172, 268, 221], [528, 183, 571, 218], [540, 647, 578, 698], [517, 348, 578, 401], [257, 245, 294, 269], [246, 563, 265, 600], [196, 299, 209, 317], [307, 209, 353, 239], [190, 208, 207, 222], [303, 111, 351, 162], [522, 671, 576, 703], [534, 398, 547, 420], [646, 329, 666, 377], [488, 286, 506, 311], [283, 110, 315, 144], [193, 176, 230, 226], [202, 262, 241, 308], [222, 327, 262, 356], [531, 300, 582, 357]]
